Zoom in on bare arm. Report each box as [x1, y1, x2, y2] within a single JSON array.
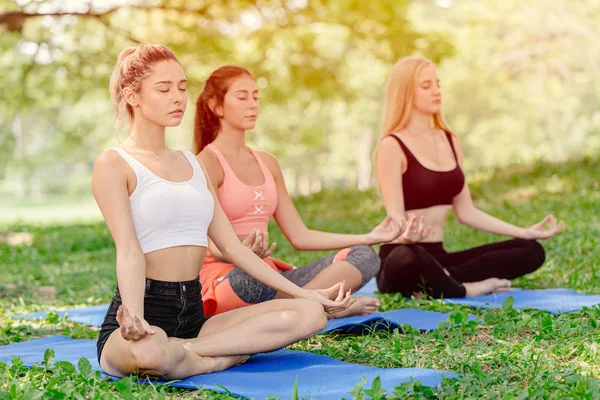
[[452, 185, 528, 237], [260, 151, 396, 250], [451, 137, 561, 239], [199, 148, 230, 261], [91, 150, 147, 322], [449, 136, 526, 237], [375, 135, 407, 220]]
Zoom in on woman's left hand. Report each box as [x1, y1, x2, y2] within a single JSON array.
[[242, 229, 277, 259], [366, 215, 403, 244], [522, 214, 564, 240], [302, 282, 357, 314]]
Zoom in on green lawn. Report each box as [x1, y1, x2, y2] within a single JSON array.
[[1, 156, 599, 399]]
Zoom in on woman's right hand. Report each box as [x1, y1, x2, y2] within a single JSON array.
[[402, 214, 432, 243], [389, 213, 431, 243], [301, 281, 356, 314], [117, 304, 155, 341], [241, 229, 277, 259]]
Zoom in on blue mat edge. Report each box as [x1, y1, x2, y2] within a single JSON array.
[[0, 335, 457, 399]]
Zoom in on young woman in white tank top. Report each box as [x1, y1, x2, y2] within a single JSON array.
[[93, 44, 357, 380]]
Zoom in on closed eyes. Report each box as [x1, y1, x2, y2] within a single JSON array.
[[158, 88, 187, 92]]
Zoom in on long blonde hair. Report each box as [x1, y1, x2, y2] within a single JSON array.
[[381, 57, 454, 137]]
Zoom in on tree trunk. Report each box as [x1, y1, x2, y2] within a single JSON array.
[[12, 116, 26, 199]]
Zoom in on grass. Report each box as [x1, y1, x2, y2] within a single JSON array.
[[0, 195, 101, 225], [1, 155, 599, 399]]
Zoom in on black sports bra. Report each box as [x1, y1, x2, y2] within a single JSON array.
[[389, 132, 465, 211]]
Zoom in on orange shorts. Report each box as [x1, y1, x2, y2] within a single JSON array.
[[200, 253, 295, 316]]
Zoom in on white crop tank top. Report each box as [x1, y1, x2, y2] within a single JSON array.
[[111, 147, 214, 254]]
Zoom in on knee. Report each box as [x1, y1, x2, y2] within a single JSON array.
[[377, 245, 422, 293], [523, 240, 546, 270], [129, 329, 169, 374], [346, 245, 380, 283], [385, 245, 421, 269], [227, 270, 275, 304], [291, 299, 327, 337]]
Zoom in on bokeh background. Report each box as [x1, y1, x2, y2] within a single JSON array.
[[1, 0, 599, 223]]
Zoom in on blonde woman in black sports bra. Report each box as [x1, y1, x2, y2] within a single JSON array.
[[375, 57, 563, 299], [92, 45, 374, 379]]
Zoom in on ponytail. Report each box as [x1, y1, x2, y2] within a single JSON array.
[[109, 44, 180, 130]]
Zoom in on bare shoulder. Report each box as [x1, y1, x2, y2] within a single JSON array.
[[91, 149, 129, 197], [254, 149, 277, 163], [93, 148, 127, 174], [377, 133, 405, 156], [195, 151, 216, 176], [392, 128, 409, 138], [442, 130, 464, 166], [255, 150, 283, 177], [198, 147, 224, 175], [196, 149, 224, 188], [451, 134, 462, 149], [199, 147, 219, 168], [444, 130, 462, 151]]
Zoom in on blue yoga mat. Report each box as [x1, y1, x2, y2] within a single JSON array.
[[321, 309, 477, 334], [354, 278, 379, 298], [354, 278, 600, 314], [0, 336, 455, 399], [15, 304, 110, 326], [15, 304, 475, 333], [445, 289, 600, 313]]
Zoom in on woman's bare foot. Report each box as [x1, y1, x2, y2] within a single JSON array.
[[224, 354, 250, 367], [328, 296, 380, 319], [464, 278, 511, 297], [204, 354, 250, 371], [182, 342, 250, 370]]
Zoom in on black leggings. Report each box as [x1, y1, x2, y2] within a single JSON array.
[[377, 239, 546, 298]]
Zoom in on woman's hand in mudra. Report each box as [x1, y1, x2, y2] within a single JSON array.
[[522, 214, 564, 240], [402, 214, 432, 243], [242, 229, 277, 259], [366, 215, 405, 244], [116, 304, 155, 341], [387, 213, 431, 244], [303, 281, 356, 314]]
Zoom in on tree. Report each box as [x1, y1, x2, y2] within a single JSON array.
[[411, 0, 600, 170], [0, 0, 455, 196]]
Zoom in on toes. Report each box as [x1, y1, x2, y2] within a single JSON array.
[[364, 297, 380, 306]]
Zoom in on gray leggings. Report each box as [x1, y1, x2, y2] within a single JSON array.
[[225, 245, 380, 304]]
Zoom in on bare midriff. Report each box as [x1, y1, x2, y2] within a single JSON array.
[[144, 246, 208, 282]]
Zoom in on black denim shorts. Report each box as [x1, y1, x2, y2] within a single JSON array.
[[96, 277, 210, 363]]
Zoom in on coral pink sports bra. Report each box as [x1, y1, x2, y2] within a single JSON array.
[[206, 144, 278, 235]]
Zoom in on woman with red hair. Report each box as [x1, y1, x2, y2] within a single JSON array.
[[194, 66, 418, 318]]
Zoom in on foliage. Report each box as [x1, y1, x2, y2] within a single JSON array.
[[3, 1, 599, 197], [411, 0, 600, 170], [0, 0, 452, 196], [1, 155, 599, 398]]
